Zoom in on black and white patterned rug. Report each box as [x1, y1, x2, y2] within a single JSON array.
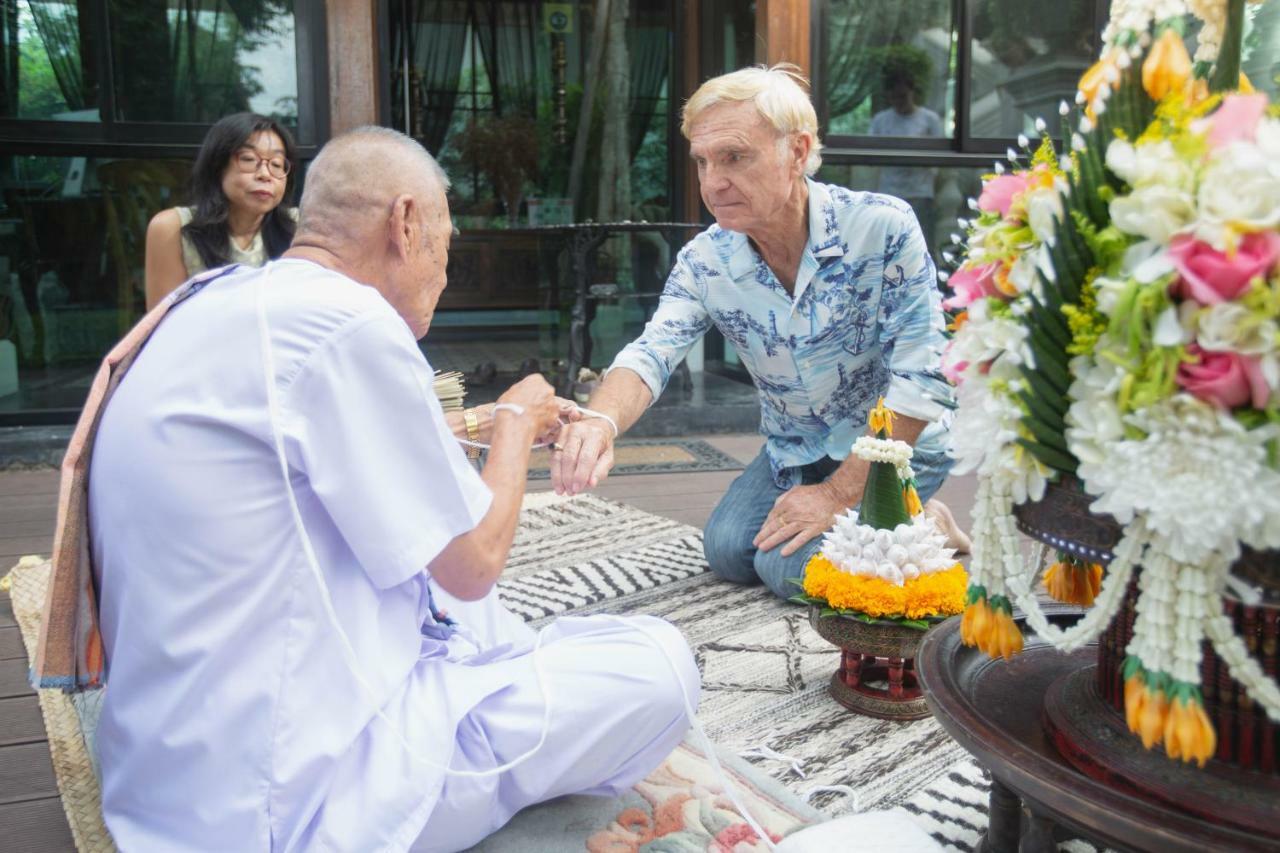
[[498, 492, 1087, 852]]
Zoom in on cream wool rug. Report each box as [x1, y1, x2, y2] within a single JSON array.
[[6, 492, 1101, 852]]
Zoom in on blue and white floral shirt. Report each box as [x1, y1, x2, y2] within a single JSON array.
[[609, 179, 952, 488]]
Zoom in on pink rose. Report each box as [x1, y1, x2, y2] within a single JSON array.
[[1169, 232, 1280, 304], [942, 357, 969, 384], [978, 174, 1032, 218], [943, 262, 1002, 310], [1206, 93, 1269, 149], [1176, 344, 1271, 409]]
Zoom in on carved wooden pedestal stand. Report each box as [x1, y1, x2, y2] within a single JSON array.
[[808, 606, 932, 721]]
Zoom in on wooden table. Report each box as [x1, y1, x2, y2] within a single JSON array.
[[916, 609, 1277, 853]]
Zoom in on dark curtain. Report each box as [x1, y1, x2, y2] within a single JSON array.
[[628, 18, 667, 160], [825, 0, 945, 119], [392, 0, 468, 154], [27, 0, 92, 109], [1, 0, 18, 116], [473, 0, 539, 116]]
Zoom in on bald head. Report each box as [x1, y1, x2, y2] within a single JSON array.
[[287, 127, 455, 337], [297, 126, 449, 245]]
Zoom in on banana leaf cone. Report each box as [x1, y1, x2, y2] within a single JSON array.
[[861, 457, 911, 531]]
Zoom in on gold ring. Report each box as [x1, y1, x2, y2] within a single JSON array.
[[551, 442, 563, 452]]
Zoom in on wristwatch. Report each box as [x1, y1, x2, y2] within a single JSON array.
[[463, 408, 481, 459]]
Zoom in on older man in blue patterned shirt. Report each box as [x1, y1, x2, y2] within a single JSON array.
[[552, 65, 967, 599]]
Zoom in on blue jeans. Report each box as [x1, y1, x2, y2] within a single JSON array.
[[702, 445, 954, 600]]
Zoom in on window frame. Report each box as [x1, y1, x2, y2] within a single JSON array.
[[0, 0, 330, 158], [813, 0, 1113, 162]]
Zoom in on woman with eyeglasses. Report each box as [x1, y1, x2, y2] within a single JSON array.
[[144, 112, 298, 309]]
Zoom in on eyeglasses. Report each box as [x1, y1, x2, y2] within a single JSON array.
[[234, 150, 290, 180]]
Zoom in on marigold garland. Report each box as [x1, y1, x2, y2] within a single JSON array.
[[803, 555, 967, 619]]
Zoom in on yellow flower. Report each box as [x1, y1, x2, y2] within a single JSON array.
[[1043, 559, 1103, 606], [904, 484, 923, 517], [1184, 76, 1210, 106], [984, 607, 1024, 660], [1237, 72, 1255, 94], [947, 310, 969, 332], [1137, 684, 1169, 749], [804, 556, 968, 619], [960, 600, 988, 647], [960, 596, 1023, 659], [868, 397, 896, 436], [1124, 675, 1145, 732], [1078, 50, 1121, 120], [1143, 29, 1193, 102], [1164, 695, 1216, 767]]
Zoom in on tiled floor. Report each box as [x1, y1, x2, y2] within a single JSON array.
[[0, 434, 978, 850]]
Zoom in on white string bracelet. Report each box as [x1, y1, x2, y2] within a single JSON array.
[[453, 404, 619, 451]]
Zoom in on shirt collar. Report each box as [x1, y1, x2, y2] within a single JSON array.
[[722, 178, 844, 282]]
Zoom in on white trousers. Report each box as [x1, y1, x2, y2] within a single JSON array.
[[410, 584, 701, 853]]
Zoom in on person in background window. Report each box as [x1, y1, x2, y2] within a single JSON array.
[[144, 112, 298, 309], [869, 46, 943, 251]]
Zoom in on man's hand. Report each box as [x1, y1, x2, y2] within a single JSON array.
[[753, 482, 850, 557], [550, 418, 615, 496], [496, 375, 562, 440]]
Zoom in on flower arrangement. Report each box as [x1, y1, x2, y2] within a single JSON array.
[[941, 0, 1280, 767], [789, 400, 967, 629]]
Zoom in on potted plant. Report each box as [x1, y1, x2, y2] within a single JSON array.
[[790, 399, 968, 719], [455, 114, 539, 226]]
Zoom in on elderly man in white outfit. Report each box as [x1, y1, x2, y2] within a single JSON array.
[[87, 127, 699, 852]]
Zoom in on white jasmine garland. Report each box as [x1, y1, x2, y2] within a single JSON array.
[[1206, 611, 1280, 721], [851, 436, 913, 468]]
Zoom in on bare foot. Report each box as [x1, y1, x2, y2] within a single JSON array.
[[924, 499, 972, 554]]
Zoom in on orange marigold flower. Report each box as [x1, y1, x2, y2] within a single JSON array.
[[803, 558, 968, 620], [1043, 558, 1103, 607], [1143, 29, 1193, 102], [1164, 694, 1216, 767]]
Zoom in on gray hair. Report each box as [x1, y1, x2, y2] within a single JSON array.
[[298, 126, 450, 240], [681, 64, 823, 175]]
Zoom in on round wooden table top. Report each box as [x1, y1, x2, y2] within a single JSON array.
[[916, 609, 1276, 853]]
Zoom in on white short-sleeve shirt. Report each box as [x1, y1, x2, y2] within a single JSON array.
[[89, 259, 499, 851]]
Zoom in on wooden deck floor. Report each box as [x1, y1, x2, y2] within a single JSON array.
[[0, 434, 977, 850]]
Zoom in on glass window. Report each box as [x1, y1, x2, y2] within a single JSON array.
[[391, 0, 673, 229], [108, 0, 298, 123], [1243, 0, 1280, 101], [823, 0, 957, 139], [815, 161, 985, 265], [969, 0, 1097, 138], [0, 154, 191, 412], [1, 0, 102, 121]]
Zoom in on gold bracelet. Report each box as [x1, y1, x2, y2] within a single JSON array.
[[463, 408, 481, 459]]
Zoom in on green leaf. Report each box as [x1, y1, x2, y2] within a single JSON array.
[[1016, 437, 1078, 473], [821, 608, 838, 617], [1209, 0, 1246, 93], [785, 577, 807, 590], [860, 460, 910, 530], [901, 620, 931, 631]]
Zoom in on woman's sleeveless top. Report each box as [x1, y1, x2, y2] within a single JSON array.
[[175, 206, 298, 275]]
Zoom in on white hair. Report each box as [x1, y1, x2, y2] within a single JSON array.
[[681, 64, 823, 175], [298, 126, 449, 241]]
